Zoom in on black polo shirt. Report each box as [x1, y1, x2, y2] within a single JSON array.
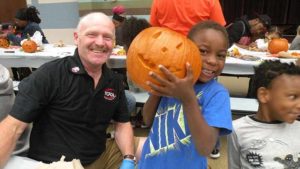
[[226, 16, 251, 46], [10, 49, 129, 165]]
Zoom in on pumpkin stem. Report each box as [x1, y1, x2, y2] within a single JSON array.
[[26, 33, 31, 40]]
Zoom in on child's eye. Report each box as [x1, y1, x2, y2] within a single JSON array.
[[199, 49, 207, 55], [288, 95, 297, 100], [217, 54, 227, 60]]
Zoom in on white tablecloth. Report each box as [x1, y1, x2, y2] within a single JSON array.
[[108, 45, 299, 75], [0, 44, 126, 69], [0, 44, 298, 75], [223, 45, 298, 75], [0, 44, 76, 68]]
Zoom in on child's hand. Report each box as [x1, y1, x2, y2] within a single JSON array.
[[147, 62, 196, 101], [249, 42, 257, 48]]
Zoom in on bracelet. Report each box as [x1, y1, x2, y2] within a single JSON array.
[[123, 154, 136, 162]]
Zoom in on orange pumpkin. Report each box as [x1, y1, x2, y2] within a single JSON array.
[[22, 38, 37, 53], [268, 38, 289, 54], [0, 38, 9, 48], [127, 27, 202, 92]]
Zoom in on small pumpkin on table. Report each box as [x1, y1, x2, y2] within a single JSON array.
[[21, 34, 38, 53], [268, 38, 289, 55], [0, 38, 10, 48]]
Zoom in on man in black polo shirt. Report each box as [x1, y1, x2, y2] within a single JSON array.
[[0, 12, 137, 169]]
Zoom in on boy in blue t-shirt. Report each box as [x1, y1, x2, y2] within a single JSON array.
[[138, 21, 233, 169]]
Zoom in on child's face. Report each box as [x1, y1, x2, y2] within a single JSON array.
[[14, 18, 27, 28], [263, 74, 300, 123], [191, 29, 227, 82]]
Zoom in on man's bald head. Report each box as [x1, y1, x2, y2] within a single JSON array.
[[76, 12, 115, 34]]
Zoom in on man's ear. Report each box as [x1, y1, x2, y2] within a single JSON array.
[[74, 32, 79, 45], [257, 87, 269, 103]]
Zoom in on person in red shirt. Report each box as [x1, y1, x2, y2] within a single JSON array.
[[150, 0, 226, 36]]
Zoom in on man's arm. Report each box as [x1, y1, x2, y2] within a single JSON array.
[[114, 122, 135, 157], [0, 115, 28, 168]]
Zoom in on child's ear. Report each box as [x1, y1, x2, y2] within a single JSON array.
[[257, 87, 269, 103]]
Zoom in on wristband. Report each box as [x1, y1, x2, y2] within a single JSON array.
[[123, 154, 136, 162]]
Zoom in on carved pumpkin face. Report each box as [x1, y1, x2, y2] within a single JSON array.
[[0, 38, 9, 48], [22, 39, 37, 53], [127, 27, 202, 92], [268, 38, 289, 54]]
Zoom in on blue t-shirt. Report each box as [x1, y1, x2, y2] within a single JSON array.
[[138, 79, 232, 169]]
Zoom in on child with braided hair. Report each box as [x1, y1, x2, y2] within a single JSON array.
[[0, 6, 48, 45], [0, 6, 48, 81]]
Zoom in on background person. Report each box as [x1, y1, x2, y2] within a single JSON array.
[[0, 6, 48, 46], [138, 21, 232, 169], [249, 26, 282, 51], [0, 6, 48, 81], [113, 5, 126, 46], [228, 60, 300, 169], [0, 12, 137, 169], [112, 5, 126, 28], [118, 16, 151, 128], [226, 14, 271, 46], [119, 16, 150, 51], [289, 25, 300, 50], [149, 0, 226, 36], [0, 64, 15, 118], [0, 64, 31, 158]]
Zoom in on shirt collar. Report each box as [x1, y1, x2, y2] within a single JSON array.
[[68, 48, 114, 79]]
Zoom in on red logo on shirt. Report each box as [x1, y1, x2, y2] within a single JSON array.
[[104, 88, 116, 100]]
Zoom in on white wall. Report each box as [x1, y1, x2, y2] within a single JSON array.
[[27, 0, 79, 45], [43, 28, 75, 45]]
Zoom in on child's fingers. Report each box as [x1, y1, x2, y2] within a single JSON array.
[[158, 65, 177, 82], [148, 70, 170, 86], [185, 62, 194, 80], [146, 81, 167, 96]]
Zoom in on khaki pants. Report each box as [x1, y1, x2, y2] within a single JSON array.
[[85, 137, 143, 169]]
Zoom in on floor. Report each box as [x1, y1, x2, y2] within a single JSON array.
[[208, 136, 228, 169]]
